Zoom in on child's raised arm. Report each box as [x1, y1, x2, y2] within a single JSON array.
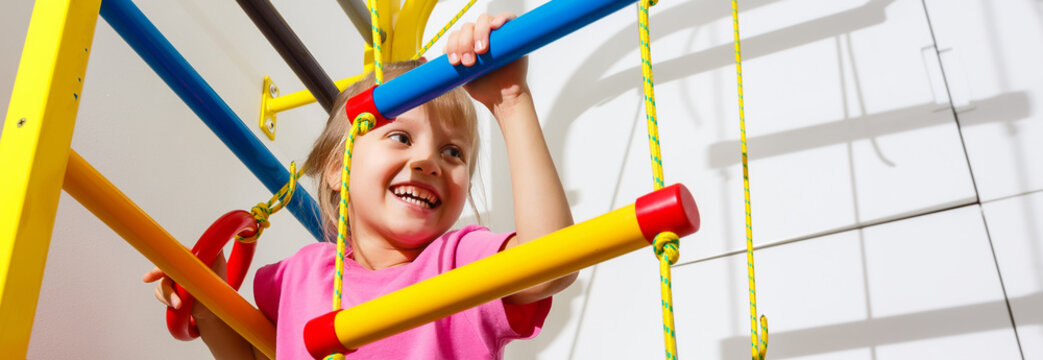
[[446, 13, 578, 304]]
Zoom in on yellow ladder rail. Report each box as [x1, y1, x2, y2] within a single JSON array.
[[0, 1, 102, 356]]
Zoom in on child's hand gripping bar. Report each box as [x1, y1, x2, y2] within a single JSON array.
[[304, 183, 699, 357], [166, 211, 259, 340], [344, 0, 640, 128]]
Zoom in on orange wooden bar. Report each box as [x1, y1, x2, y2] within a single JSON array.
[[61, 150, 276, 358]]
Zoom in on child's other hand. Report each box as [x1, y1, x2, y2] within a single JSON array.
[[144, 267, 182, 309], [143, 253, 227, 316], [445, 12, 529, 111]]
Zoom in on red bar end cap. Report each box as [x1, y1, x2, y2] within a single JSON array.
[[304, 310, 352, 359], [634, 183, 700, 243], [345, 85, 394, 128]]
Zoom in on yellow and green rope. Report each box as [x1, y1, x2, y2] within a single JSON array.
[[325, 4, 383, 359], [413, 0, 478, 60], [652, 232, 680, 360], [731, 1, 768, 359], [236, 162, 304, 244], [637, 0, 678, 358], [638, 0, 665, 191], [326, 114, 376, 360], [368, 0, 384, 84]]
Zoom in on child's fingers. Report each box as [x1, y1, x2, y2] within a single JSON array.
[[458, 22, 476, 66], [445, 30, 461, 65], [474, 13, 492, 54], [153, 276, 180, 308], [152, 275, 173, 306], [142, 267, 164, 283], [490, 12, 516, 30], [165, 277, 182, 309]]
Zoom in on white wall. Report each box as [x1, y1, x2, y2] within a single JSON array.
[[2, 0, 1040, 358]]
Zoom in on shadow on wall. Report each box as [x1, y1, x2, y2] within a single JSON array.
[[719, 291, 1041, 358], [540, 0, 896, 165], [972, 0, 1043, 302], [491, 0, 1039, 357], [707, 91, 1032, 168], [492, 0, 896, 357], [481, 0, 1023, 357]]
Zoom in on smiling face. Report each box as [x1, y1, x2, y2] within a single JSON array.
[[327, 107, 473, 251]]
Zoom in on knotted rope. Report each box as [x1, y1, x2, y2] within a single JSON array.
[[236, 162, 303, 244], [324, 114, 375, 360], [637, 0, 679, 358]]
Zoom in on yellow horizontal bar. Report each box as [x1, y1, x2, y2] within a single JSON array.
[[334, 204, 647, 348], [61, 150, 276, 359], [268, 68, 371, 114], [0, 0, 101, 356]]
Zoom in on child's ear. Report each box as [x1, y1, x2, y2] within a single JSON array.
[[325, 164, 341, 192]]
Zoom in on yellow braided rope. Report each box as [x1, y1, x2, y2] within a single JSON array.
[[638, 0, 665, 191], [236, 162, 304, 243], [328, 114, 375, 360], [653, 232, 680, 359], [326, 7, 380, 359], [413, 0, 477, 60], [637, 1, 677, 359], [731, 1, 768, 359], [367, 0, 384, 84], [334, 116, 375, 309]]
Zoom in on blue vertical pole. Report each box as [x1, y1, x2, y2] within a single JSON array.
[[373, 0, 637, 118], [99, 0, 324, 241]]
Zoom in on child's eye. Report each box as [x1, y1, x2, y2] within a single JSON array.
[[442, 146, 462, 159], [388, 133, 411, 145]]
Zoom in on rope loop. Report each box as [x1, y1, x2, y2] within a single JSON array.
[[648, 0, 659, 7], [758, 315, 769, 360], [234, 203, 271, 244], [354, 114, 375, 136], [236, 161, 302, 244], [324, 353, 346, 360], [652, 231, 680, 265], [268, 161, 301, 215]]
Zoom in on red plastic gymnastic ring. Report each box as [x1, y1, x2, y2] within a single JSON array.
[[166, 210, 258, 341]]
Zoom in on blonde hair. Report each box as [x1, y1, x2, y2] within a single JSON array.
[[304, 60, 479, 240]]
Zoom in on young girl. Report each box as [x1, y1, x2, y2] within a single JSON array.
[[145, 13, 576, 359]]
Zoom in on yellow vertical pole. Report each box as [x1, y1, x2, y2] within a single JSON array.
[[391, 0, 439, 60], [0, 0, 103, 356]]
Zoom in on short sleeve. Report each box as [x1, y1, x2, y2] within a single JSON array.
[[253, 259, 285, 323], [448, 226, 554, 344], [451, 225, 514, 269]]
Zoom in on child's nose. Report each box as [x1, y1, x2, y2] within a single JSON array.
[[409, 151, 441, 176]]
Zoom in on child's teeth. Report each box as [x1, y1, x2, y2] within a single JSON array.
[[390, 185, 438, 209]]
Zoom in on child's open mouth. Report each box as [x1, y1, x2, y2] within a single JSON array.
[[390, 184, 441, 209]]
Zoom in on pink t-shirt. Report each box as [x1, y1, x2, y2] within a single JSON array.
[[254, 225, 552, 359]]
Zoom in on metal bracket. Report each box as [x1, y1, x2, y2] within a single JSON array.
[[260, 76, 279, 140]]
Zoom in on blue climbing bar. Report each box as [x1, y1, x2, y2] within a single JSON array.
[[367, 0, 637, 119], [99, 0, 323, 241]]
